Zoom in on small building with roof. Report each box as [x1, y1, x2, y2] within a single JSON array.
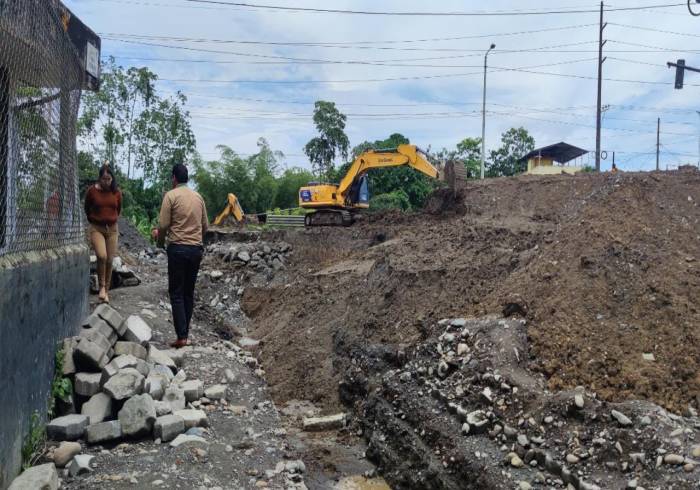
[[521, 142, 589, 175]]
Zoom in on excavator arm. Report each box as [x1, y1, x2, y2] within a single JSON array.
[[212, 193, 245, 226], [336, 144, 438, 199]]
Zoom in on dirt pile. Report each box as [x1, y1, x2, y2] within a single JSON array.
[[242, 171, 699, 417]]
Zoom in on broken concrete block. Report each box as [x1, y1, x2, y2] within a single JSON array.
[[52, 441, 81, 468], [155, 401, 173, 416], [114, 341, 147, 360], [86, 420, 122, 444], [162, 349, 185, 367], [103, 370, 145, 400], [123, 315, 152, 345], [79, 325, 113, 351], [302, 413, 346, 432], [147, 346, 176, 371], [101, 354, 140, 385], [94, 304, 125, 335], [74, 373, 102, 397], [68, 454, 94, 477], [7, 463, 58, 490], [204, 385, 226, 400], [80, 393, 112, 424], [169, 434, 207, 448], [181, 380, 204, 402], [145, 376, 165, 401], [162, 386, 186, 412], [118, 394, 156, 438], [153, 414, 185, 442], [47, 414, 89, 441], [93, 319, 117, 346], [73, 339, 108, 372], [61, 337, 79, 376], [81, 312, 103, 329], [173, 409, 208, 429]]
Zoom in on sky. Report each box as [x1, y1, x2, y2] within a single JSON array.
[[64, 0, 700, 172]]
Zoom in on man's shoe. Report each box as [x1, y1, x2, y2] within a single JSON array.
[[169, 339, 188, 349]]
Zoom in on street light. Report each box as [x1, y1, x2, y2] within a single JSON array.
[[481, 43, 496, 180]]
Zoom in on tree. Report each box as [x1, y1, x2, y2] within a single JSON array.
[[274, 168, 315, 210], [487, 127, 535, 177], [455, 137, 482, 178], [304, 101, 349, 179]]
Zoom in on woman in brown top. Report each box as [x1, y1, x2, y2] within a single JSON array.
[[84, 165, 122, 303]]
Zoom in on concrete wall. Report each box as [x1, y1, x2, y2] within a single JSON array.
[[0, 244, 88, 489]]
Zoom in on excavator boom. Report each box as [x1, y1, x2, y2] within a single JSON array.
[[212, 193, 245, 226], [298, 144, 442, 226]]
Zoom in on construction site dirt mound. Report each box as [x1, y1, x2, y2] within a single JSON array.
[[244, 171, 700, 415]]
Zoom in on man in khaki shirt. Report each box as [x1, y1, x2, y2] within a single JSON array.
[[153, 163, 208, 348]]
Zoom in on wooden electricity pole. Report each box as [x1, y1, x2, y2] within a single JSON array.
[[656, 117, 661, 171]]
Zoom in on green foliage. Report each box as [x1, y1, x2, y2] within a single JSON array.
[[49, 348, 73, 419], [581, 165, 596, 173], [273, 168, 315, 210], [304, 101, 349, 179], [486, 127, 535, 177], [369, 190, 412, 212], [21, 412, 46, 470]]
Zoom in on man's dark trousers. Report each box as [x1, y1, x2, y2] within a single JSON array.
[[167, 243, 203, 340]]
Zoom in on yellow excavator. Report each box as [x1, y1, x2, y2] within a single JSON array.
[[298, 144, 450, 226], [212, 193, 246, 226]]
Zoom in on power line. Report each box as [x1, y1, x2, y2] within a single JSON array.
[[610, 22, 700, 38], [99, 24, 598, 48], [178, 0, 686, 16]]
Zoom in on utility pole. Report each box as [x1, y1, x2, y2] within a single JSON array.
[[656, 117, 661, 171], [480, 43, 496, 180], [595, 2, 607, 172]]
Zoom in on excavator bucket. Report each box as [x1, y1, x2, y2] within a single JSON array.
[[442, 161, 469, 191]]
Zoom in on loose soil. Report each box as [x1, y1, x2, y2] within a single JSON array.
[[243, 170, 700, 415]]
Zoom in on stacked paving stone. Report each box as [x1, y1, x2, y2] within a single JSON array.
[[48, 305, 208, 449]]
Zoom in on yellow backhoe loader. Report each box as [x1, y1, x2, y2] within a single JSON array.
[[298, 144, 464, 226], [212, 193, 246, 226]]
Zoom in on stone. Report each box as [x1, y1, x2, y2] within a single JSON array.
[[185, 427, 205, 437], [224, 369, 236, 383], [73, 339, 109, 372], [509, 453, 524, 468], [163, 386, 186, 412], [61, 338, 79, 376], [457, 343, 469, 356], [152, 364, 175, 384], [574, 394, 584, 409], [118, 394, 156, 437], [101, 354, 140, 385], [172, 369, 186, 385], [692, 446, 700, 458], [169, 434, 208, 448], [566, 454, 580, 464], [204, 385, 227, 400], [47, 415, 89, 441], [173, 409, 209, 429], [68, 454, 94, 477], [80, 324, 114, 350], [663, 454, 685, 465], [684, 462, 695, 472], [302, 413, 346, 432], [155, 401, 173, 416], [238, 337, 260, 348], [53, 441, 81, 468], [94, 303, 125, 335], [210, 270, 224, 279], [466, 410, 490, 433], [182, 380, 204, 402], [642, 353, 655, 362], [153, 414, 185, 442], [285, 460, 306, 474], [145, 376, 165, 400], [517, 434, 529, 447], [134, 359, 150, 377], [611, 410, 633, 426], [74, 373, 102, 397], [81, 393, 112, 424], [7, 463, 58, 490], [103, 370, 144, 400], [86, 420, 122, 444], [114, 341, 147, 360], [518, 482, 532, 490], [147, 346, 176, 370], [237, 251, 251, 262], [123, 315, 152, 345]]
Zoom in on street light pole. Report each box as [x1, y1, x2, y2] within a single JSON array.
[[480, 43, 495, 180]]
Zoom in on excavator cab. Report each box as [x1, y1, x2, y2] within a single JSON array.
[[348, 174, 370, 207]]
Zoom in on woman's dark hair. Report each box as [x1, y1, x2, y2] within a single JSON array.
[[98, 165, 118, 192]]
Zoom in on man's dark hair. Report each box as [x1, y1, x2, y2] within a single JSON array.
[[172, 163, 189, 184]]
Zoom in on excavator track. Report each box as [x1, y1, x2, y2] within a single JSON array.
[[304, 209, 354, 227]]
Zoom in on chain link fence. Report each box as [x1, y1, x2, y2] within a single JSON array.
[[0, 0, 85, 256]]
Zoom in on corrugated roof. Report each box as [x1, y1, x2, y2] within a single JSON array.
[[520, 142, 589, 164]]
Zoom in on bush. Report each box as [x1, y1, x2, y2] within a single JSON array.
[[369, 190, 412, 212]]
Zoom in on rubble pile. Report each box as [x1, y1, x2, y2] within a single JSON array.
[[44, 305, 233, 475], [207, 240, 292, 274], [342, 317, 700, 489], [89, 256, 142, 294]]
